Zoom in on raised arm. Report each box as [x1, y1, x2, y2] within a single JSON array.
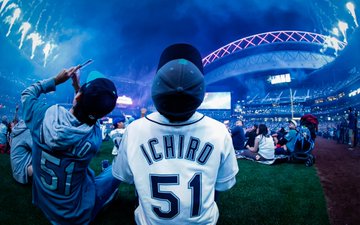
[[21, 66, 80, 131]]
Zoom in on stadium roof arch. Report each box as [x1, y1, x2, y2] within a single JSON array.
[[202, 30, 347, 86]]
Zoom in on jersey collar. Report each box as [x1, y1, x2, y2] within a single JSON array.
[[145, 112, 205, 126]]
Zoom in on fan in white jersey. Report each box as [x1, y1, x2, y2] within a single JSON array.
[[112, 43, 239, 225], [109, 115, 126, 155]]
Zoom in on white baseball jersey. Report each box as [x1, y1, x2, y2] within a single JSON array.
[[109, 128, 125, 153], [112, 112, 239, 225]]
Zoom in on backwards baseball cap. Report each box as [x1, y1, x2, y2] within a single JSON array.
[[74, 71, 118, 125], [152, 43, 205, 122], [156, 43, 204, 73], [113, 115, 126, 127], [289, 119, 298, 127]]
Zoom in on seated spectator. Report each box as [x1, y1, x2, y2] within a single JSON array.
[[100, 120, 108, 141], [0, 115, 10, 154], [276, 119, 298, 155], [245, 124, 258, 148], [240, 124, 275, 161], [272, 127, 286, 145], [21, 66, 121, 225], [231, 120, 246, 151], [109, 115, 126, 155], [8, 104, 20, 148], [10, 120, 33, 184]]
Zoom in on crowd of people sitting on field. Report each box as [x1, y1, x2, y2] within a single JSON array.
[[223, 109, 359, 163], [1, 100, 359, 186], [226, 119, 309, 163]]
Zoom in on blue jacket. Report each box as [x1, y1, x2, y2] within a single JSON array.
[[231, 125, 245, 150], [21, 78, 102, 225]]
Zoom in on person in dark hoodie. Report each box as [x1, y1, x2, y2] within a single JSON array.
[[10, 119, 33, 184], [21, 66, 121, 225]]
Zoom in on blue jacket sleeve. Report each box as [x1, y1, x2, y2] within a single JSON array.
[[21, 78, 56, 131]]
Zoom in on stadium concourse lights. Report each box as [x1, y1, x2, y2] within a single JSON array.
[[116, 95, 133, 105], [349, 87, 360, 97]]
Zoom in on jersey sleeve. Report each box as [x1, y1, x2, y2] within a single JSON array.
[[215, 132, 239, 191], [112, 131, 134, 184], [21, 78, 55, 132]]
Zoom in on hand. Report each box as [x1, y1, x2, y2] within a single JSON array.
[[71, 70, 81, 93], [54, 65, 81, 86]]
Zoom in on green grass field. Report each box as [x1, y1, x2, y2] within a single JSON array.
[[0, 140, 330, 225]]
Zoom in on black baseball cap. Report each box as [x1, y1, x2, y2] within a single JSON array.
[[113, 115, 126, 127], [152, 44, 205, 122], [75, 71, 118, 125], [156, 43, 204, 73]]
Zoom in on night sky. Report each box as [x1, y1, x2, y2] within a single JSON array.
[[0, 0, 359, 104]]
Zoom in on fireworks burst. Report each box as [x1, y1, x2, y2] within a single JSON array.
[[4, 7, 21, 37], [346, 2, 358, 27], [26, 32, 44, 59], [18, 22, 31, 49], [43, 42, 56, 67]]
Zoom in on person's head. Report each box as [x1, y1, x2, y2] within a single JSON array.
[[10, 121, 16, 130], [235, 120, 243, 127], [289, 119, 297, 129], [253, 124, 258, 131], [113, 115, 126, 129], [152, 43, 205, 122], [257, 124, 268, 136], [348, 107, 353, 112], [72, 72, 118, 126], [1, 115, 8, 125]]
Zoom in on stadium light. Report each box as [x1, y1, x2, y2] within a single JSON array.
[[268, 73, 291, 85], [117, 95, 133, 105], [349, 87, 360, 97]]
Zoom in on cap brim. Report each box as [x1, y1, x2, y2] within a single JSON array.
[[86, 70, 106, 83]]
